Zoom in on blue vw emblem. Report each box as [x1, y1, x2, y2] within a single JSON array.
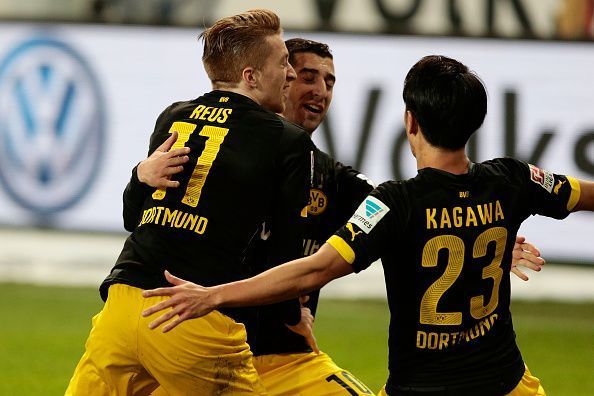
[[0, 37, 105, 214]]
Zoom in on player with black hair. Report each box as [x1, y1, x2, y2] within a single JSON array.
[[142, 54, 594, 396]]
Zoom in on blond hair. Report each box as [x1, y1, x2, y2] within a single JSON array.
[[200, 9, 281, 84]]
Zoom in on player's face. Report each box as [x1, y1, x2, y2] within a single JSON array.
[[258, 35, 296, 114], [283, 52, 335, 134]]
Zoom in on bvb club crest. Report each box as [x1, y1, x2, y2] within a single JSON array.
[[307, 188, 327, 215]]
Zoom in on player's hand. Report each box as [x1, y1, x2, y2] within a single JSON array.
[[511, 235, 545, 281], [137, 131, 190, 188], [286, 305, 320, 355], [141, 270, 214, 332]]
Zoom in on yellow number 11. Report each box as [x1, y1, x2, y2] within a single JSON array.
[[152, 121, 229, 207]]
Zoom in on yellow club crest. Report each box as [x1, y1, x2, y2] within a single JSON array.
[[308, 188, 328, 215]]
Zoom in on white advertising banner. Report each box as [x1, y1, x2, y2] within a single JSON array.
[[0, 23, 592, 263]]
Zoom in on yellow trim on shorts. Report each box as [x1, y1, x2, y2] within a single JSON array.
[[566, 176, 581, 211], [507, 365, 546, 395], [327, 235, 355, 264]]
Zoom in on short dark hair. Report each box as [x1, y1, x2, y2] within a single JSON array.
[[285, 38, 332, 65], [403, 55, 487, 150]]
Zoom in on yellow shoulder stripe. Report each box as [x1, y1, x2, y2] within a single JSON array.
[[327, 235, 356, 264], [566, 176, 581, 211]]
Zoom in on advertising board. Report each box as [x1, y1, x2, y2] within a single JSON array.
[[0, 23, 592, 263]]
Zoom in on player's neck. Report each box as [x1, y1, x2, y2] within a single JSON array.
[[416, 146, 470, 175], [211, 83, 261, 106]]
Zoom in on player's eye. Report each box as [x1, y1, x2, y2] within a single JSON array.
[[302, 72, 316, 82]]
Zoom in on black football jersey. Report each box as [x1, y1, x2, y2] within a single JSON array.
[[329, 158, 581, 395], [100, 91, 312, 324], [245, 146, 374, 355]]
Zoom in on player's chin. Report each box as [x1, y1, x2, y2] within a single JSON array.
[[303, 114, 322, 130], [269, 100, 285, 114]]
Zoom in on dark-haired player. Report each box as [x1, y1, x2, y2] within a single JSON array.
[[242, 40, 543, 396], [142, 54, 594, 395], [245, 38, 375, 395], [140, 39, 544, 395]]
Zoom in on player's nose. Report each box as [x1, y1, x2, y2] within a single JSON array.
[[286, 63, 296, 82]]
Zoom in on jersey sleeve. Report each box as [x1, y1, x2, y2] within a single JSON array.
[[328, 183, 401, 273], [122, 104, 175, 231], [515, 159, 581, 219], [122, 165, 153, 231], [334, 161, 375, 223]]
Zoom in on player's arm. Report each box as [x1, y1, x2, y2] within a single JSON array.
[[285, 301, 320, 354], [520, 161, 591, 217], [143, 186, 395, 332], [122, 105, 188, 231], [218, 243, 353, 306], [122, 164, 154, 231], [136, 131, 190, 189], [142, 243, 353, 332], [571, 179, 594, 211], [122, 132, 190, 230]]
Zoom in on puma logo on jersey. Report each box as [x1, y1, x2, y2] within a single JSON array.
[[346, 223, 363, 241], [554, 180, 566, 195]]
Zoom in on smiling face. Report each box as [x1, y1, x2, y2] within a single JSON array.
[[282, 52, 336, 134]]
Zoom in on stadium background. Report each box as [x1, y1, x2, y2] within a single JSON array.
[[0, 1, 592, 394]]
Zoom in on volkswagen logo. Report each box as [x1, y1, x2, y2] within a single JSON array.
[[0, 36, 105, 214]]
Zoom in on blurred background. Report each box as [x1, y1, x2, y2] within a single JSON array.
[[0, 0, 593, 394]]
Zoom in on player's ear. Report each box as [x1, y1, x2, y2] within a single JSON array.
[[242, 66, 258, 89], [404, 110, 419, 136]]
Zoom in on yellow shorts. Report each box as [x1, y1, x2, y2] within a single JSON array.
[[65, 284, 266, 395], [253, 351, 375, 395], [507, 365, 546, 396], [377, 365, 545, 396]]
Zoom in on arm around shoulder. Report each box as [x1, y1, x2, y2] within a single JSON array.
[[141, 244, 353, 333], [122, 165, 153, 231], [214, 242, 354, 309]]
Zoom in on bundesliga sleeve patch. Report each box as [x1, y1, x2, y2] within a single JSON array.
[[348, 196, 390, 234], [528, 164, 554, 193]]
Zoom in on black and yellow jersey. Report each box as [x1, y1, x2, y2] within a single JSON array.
[[328, 158, 581, 395], [100, 91, 312, 324], [245, 146, 374, 355]]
